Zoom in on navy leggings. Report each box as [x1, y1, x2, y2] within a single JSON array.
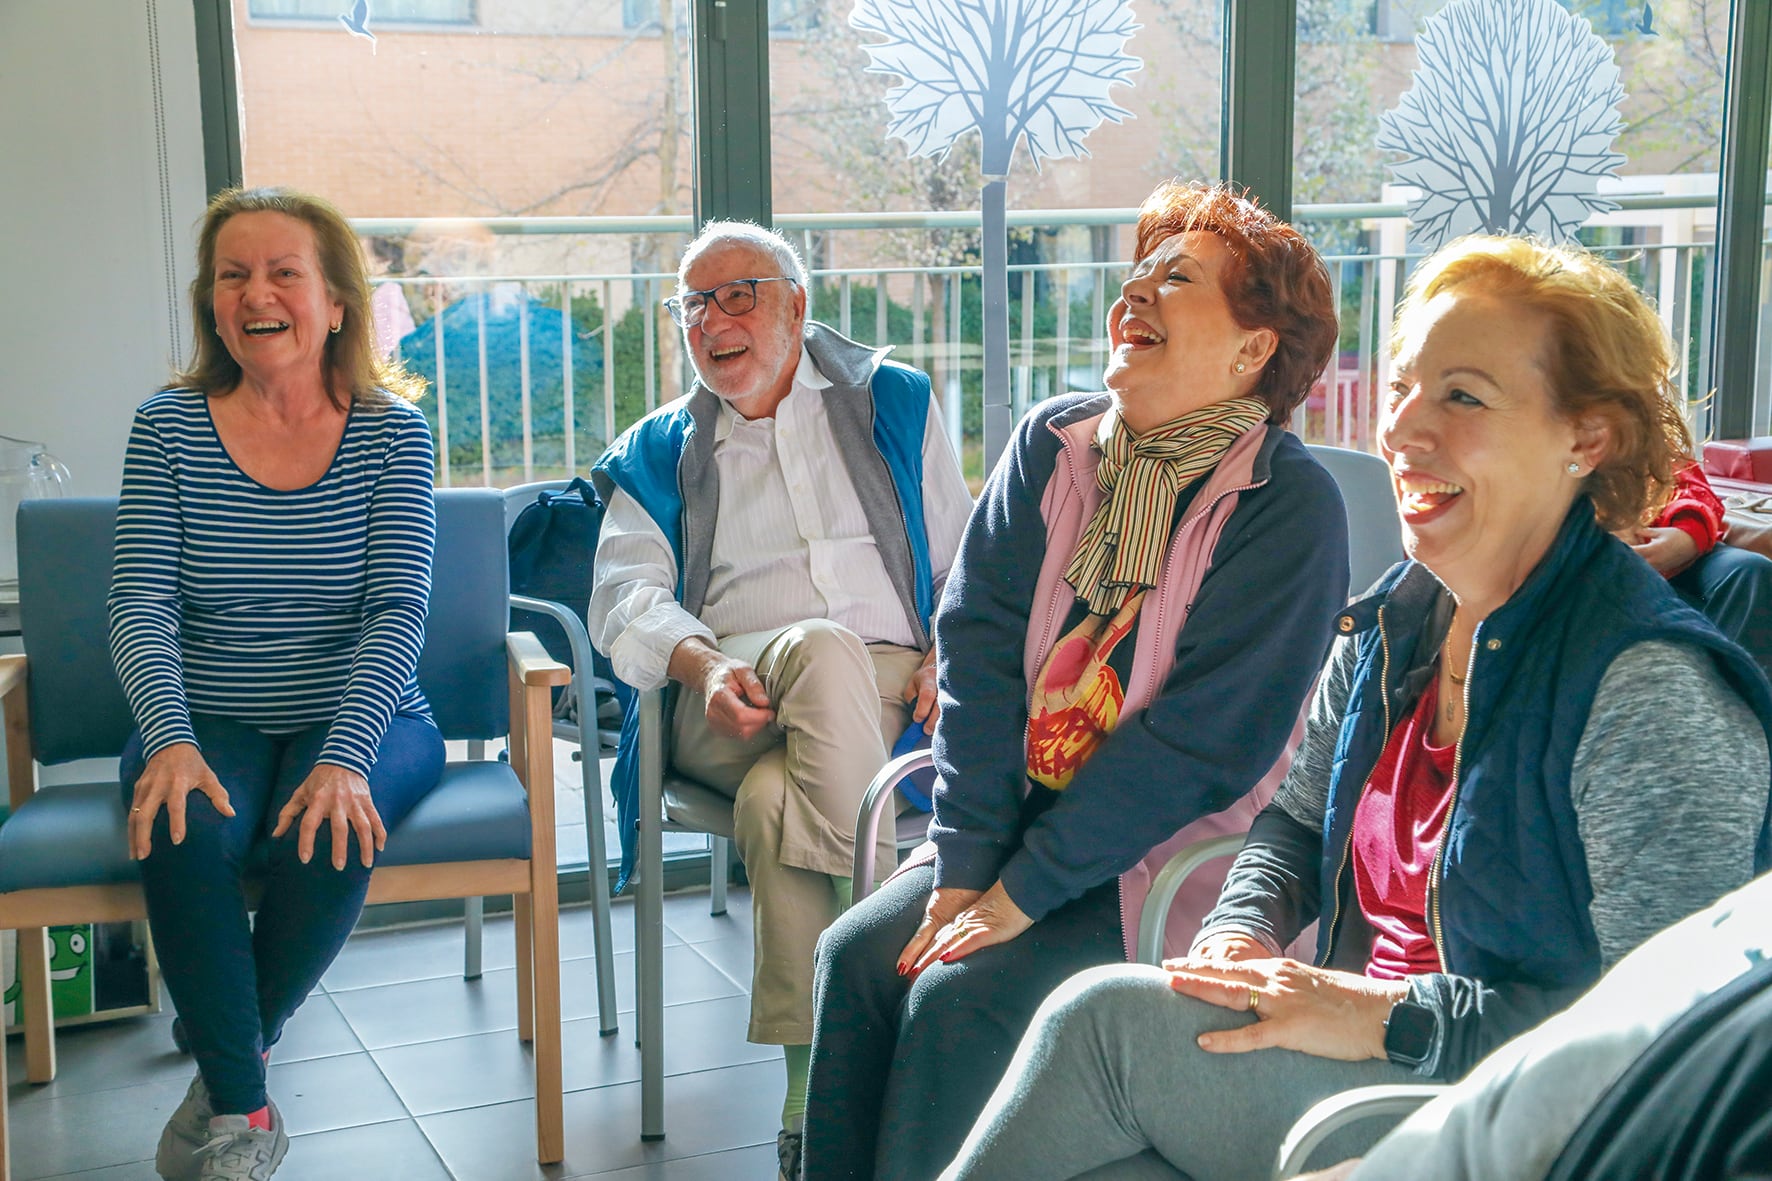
[[120, 711, 444, 1113]]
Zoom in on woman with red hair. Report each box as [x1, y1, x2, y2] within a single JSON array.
[[800, 181, 1352, 1181]]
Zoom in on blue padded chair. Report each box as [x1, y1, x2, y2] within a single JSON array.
[[0, 490, 570, 1174]]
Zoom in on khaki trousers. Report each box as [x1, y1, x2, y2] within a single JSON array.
[[672, 618, 922, 1044]]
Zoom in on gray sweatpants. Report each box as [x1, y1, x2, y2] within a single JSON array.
[[940, 964, 1417, 1181]]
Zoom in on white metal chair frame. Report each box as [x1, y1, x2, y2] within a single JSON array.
[[459, 481, 620, 1035], [634, 687, 739, 1140]]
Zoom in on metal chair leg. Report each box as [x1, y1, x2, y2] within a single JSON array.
[[463, 738, 488, 979], [463, 896, 484, 980], [709, 835, 729, 916], [637, 691, 667, 1141]]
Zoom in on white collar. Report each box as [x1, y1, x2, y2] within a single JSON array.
[[714, 345, 828, 441]]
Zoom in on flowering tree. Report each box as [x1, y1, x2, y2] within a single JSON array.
[[1377, 0, 1626, 249], [852, 0, 1141, 467]]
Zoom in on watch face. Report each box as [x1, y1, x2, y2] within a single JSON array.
[[1384, 1000, 1438, 1067]]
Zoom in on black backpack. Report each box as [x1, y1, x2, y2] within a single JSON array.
[[507, 477, 621, 745]]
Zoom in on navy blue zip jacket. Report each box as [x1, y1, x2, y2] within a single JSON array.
[[930, 394, 1349, 922], [1203, 497, 1772, 1079]]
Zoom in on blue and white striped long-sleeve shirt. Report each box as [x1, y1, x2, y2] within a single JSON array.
[[108, 388, 436, 777]]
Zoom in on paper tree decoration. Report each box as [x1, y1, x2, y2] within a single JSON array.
[[852, 0, 1142, 467], [1377, 0, 1627, 249]]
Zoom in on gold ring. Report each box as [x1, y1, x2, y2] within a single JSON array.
[[131, 806, 141, 813], [1247, 986, 1261, 1013]]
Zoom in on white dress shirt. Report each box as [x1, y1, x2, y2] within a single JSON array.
[[589, 347, 973, 691]]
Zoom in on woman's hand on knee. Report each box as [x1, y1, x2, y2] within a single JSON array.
[[1164, 957, 1407, 1061], [272, 762, 386, 870], [901, 882, 1032, 977], [129, 742, 234, 860], [897, 885, 982, 975]]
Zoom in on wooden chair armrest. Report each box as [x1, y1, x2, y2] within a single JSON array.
[[3, 653, 35, 808], [506, 631, 566, 836], [507, 631, 570, 688], [0, 653, 25, 699]]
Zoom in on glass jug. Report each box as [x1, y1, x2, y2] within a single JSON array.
[[0, 435, 72, 594]]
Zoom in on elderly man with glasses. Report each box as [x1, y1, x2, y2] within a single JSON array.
[[589, 221, 972, 1179]]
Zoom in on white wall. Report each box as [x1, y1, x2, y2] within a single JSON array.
[[0, 0, 209, 497], [1, 0, 210, 785]]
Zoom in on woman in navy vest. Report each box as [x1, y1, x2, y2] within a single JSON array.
[[934, 236, 1772, 1181]]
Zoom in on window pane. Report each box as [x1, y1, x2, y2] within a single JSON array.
[[771, 2, 1220, 485], [249, 0, 473, 21], [233, 0, 694, 489], [1293, 0, 1730, 449]]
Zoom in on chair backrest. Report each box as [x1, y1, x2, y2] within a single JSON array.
[[18, 488, 508, 764], [1306, 444, 1406, 597], [18, 498, 131, 764], [418, 489, 509, 740]]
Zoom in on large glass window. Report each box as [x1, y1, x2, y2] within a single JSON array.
[[770, 1, 1218, 485], [1296, 0, 1730, 449], [234, 0, 694, 492]]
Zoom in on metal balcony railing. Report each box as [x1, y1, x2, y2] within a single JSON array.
[[353, 197, 1761, 489]]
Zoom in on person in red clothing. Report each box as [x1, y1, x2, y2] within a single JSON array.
[[1614, 461, 1772, 676]]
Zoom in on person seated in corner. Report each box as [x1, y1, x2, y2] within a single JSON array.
[[1296, 867, 1772, 1181], [934, 235, 1772, 1181], [586, 220, 973, 1181], [1614, 459, 1772, 678], [111, 186, 444, 1181]]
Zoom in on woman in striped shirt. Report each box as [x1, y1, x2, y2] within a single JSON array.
[[108, 187, 442, 1181]]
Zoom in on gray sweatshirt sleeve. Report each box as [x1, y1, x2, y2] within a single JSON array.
[[1571, 640, 1767, 967], [1191, 634, 1358, 953]]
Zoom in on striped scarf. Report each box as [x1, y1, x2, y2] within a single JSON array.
[[1065, 397, 1268, 614]]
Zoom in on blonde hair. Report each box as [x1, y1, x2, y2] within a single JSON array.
[[171, 186, 426, 406], [1395, 235, 1689, 529]]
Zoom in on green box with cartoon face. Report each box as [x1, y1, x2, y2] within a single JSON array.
[[2, 925, 95, 1025]]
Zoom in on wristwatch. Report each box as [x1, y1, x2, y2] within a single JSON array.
[[1382, 997, 1439, 1069]]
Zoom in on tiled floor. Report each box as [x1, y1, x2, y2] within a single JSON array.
[[6, 887, 783, 1180]]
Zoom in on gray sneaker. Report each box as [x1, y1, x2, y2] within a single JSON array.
[[195, 1101, 288, 1181], [156, 1072, 214, 1181]]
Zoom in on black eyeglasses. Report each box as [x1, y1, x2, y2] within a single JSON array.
[[663, 276, 797, 328]]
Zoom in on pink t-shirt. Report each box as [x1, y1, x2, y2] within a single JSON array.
[[1352, 681, 1458, 980]]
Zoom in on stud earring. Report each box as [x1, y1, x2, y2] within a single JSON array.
[[1234, 361, 1247, 374], [1566, 461, 1583, 475]]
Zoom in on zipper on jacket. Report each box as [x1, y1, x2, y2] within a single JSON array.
[[1319, 603, 1394, 967], [1426, 622, 1478, 966]]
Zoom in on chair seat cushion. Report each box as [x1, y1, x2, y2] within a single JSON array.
[[0, 781, 134, 891], [661, 776, 737, 841], [377, 760, 532, 866], [0, 762, 530, 893]]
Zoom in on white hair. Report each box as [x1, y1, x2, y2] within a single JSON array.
[[678, 220, 810, 291]]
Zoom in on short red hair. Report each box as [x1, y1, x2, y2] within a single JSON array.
[[1133, 181, 1338, 424]]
